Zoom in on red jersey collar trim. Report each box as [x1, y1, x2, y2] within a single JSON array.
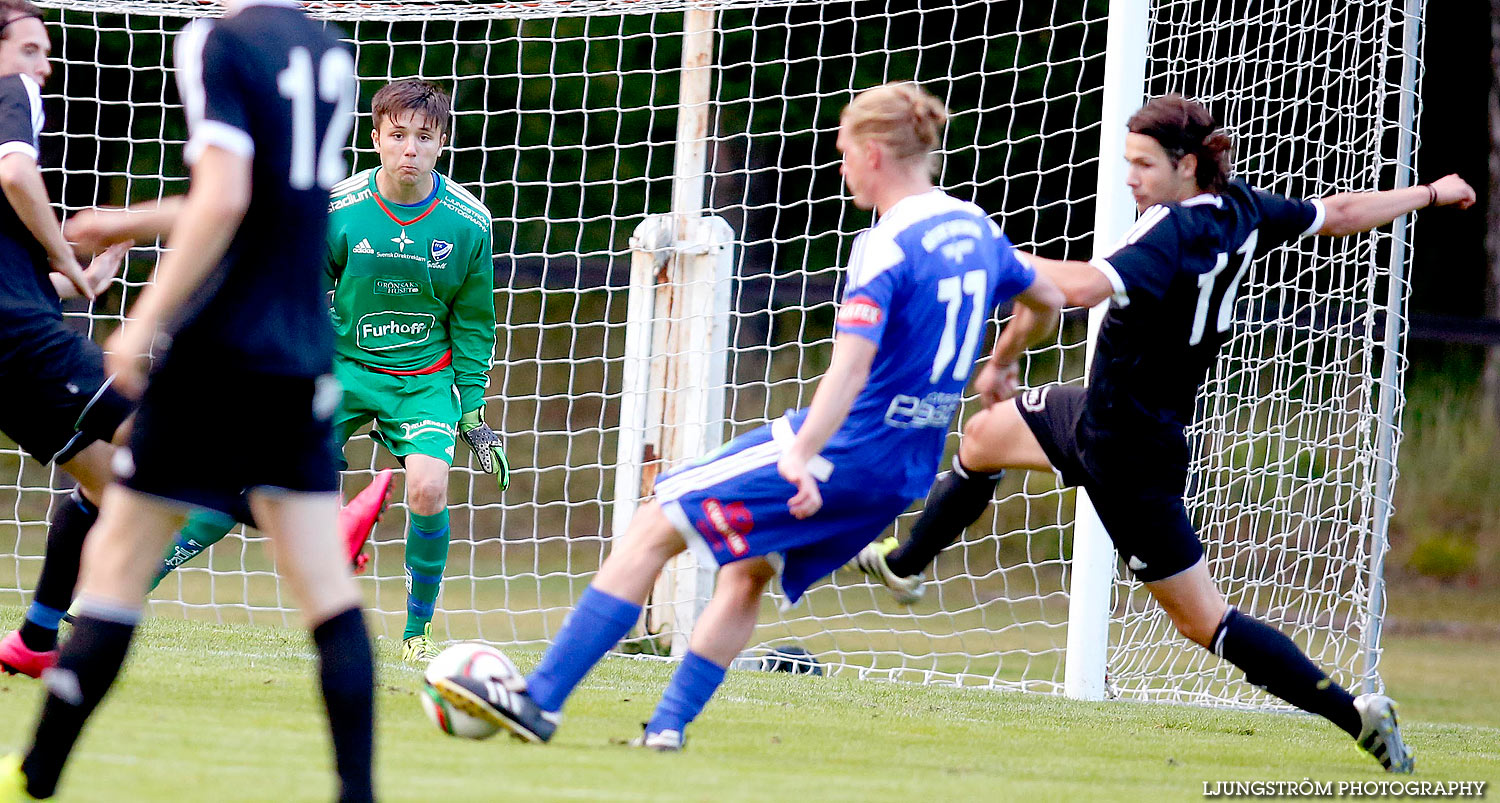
[[371, 170, 444, 226]]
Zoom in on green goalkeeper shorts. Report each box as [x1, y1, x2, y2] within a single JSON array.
[[331, 356, 460, 466]]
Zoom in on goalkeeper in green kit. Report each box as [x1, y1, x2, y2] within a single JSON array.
[[151, 79, 506, 664]]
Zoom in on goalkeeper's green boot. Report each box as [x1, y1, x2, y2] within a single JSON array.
[[849, 536, 925, 605], [401, 622, 441, 665], [0, 754, 37, 802]]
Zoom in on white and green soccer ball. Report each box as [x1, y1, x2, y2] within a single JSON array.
[[419, 642, 521, 740]]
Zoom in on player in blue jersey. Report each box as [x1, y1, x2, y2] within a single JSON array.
[[1, 2, 375, 801], [431, 82, 1064, 750], [853, 94, 1477, 773]]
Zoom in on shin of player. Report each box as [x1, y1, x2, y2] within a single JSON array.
[[859, 94, 1477, 772], [2, 3, 375, 800], [0, 0, 133, 679], [430, 82, 1063, 749]]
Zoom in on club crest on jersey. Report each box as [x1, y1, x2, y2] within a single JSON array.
[[837, 297, 883, 328], [430, 240, 453, 265]]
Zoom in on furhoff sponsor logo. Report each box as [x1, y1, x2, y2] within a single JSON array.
[[356, 311, 436, 351], [699, 498, 753, 557], [374, 279, 420, 295], [837, 297, 882, 327]]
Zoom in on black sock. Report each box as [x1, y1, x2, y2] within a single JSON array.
[[885, 458, 1003, 578], [1212, 608, 1362, 738], [312, 607, 375, 803], [21, 605, 139, 799], [20, 490, 98, 652], [227, 493, 258, 529]]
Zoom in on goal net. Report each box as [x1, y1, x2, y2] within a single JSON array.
[[0, 0, 1420, 708]]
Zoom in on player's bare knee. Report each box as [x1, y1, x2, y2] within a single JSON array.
[[958, 415, 1007, 472], [405, 477, 448, 516]]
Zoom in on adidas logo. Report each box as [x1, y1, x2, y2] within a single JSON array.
[[353, 238, 374, 254]]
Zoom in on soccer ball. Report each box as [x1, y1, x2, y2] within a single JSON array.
[[419, 642, 521, 740]]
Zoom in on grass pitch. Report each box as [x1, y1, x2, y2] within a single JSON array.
[[0, 610, 1495, 803]]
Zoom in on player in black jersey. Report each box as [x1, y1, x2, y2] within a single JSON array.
[[1, 3, 375, 801], [0, 0, 133, 679], [854, 95, 1476, 773]]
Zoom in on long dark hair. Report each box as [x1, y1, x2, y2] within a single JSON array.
[[1127, 94, 1233, 193], [0, 0, 43, 41]]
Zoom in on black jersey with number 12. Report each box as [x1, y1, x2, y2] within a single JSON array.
[[163, 1, 355, 377], [1083, 179, 1325, 449]]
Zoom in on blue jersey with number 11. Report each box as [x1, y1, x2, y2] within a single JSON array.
[[797, 189, 1035, 499]]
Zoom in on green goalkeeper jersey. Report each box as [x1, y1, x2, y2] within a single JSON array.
[[325, 167, 495, 413]]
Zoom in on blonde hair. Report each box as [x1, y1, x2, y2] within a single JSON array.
[[841, 82, 948, 168]]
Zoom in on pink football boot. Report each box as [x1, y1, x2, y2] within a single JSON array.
[[340, 469, 394, 575]]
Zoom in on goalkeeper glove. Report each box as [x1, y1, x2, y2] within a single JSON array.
[[459, 408, 510, 491]]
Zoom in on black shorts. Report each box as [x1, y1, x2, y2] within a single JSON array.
[[0, 327, 134, 464], [118, 366, 340, 515], [1015, 384, 1203, 583]]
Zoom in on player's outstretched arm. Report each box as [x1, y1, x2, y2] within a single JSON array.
[[779, 333, 878, 519], [1316, 173, 1476, 237], [977, 268, 1065, 407], [106, 146, 251, 395], [1018, 252, 1115, 310], [64, 196, 186, 255], [0, 151, 94, 300]]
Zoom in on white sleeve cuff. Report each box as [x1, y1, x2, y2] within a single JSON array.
[[184, 120, 254, 164], [1089, 257, 1130, 307], [0, 141, 38, 162], [1301, 199, 1327, 237]]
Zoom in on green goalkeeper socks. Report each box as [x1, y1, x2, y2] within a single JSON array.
[[403, 509, 450, 640], [151, 510, 238, 590]]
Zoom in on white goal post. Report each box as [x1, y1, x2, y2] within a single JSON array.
[[0, 0, 1423, 710]]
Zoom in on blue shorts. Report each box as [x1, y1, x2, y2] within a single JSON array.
[[655, 416, 916, 604]]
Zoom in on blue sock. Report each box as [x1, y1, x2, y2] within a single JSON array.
[[403, 509, 451, 641], [24, 602, 65, 631], [645, 651, 727, 736], [525, 585, 640, 712]]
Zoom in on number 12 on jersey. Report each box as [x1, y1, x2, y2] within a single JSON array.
[[277, 46, 356, 190]]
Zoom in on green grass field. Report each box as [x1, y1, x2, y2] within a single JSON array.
[[1, 609, 1494, 802]]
